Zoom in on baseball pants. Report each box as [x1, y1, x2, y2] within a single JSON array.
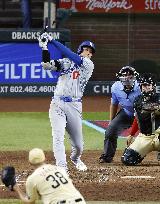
[[49, 98, 83, 169], [129, 133, 160, 157], [104, 109, 134, 160]]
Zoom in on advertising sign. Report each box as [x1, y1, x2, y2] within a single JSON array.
[[0, 42, 61, 84], [0, 81, 160, 97], [0, 29, 71, 96], [59, 0, 160, 13], [0, 29, 70, 42]]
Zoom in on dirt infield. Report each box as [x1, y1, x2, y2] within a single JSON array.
[[0, 96, 110, 112], [1, 96, 160, 201], [1, 150, 160, 201]]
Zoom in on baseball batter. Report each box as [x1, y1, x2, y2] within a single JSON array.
[[122, 73, 160, 165], [38, 33, 95, 171], [13, 148, 86, 204]]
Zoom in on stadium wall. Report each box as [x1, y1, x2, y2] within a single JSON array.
[[1, 13, 160, 111], [65, 13, 160, 81]]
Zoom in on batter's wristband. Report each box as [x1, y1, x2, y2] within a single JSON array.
[[42, 50, 50, 62]]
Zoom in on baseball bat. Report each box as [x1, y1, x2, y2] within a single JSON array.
[[41, 17, 49, 42]]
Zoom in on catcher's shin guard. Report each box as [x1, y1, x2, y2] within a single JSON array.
[[121, 148, 144, 166]]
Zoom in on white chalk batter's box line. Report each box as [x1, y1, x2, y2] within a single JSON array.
[[121, 176, 155, 179], [82, 120, 126, 138]]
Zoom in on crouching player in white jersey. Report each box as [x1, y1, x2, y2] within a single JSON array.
[[13, 148, 86, 204], [38, 33, 95, 172]]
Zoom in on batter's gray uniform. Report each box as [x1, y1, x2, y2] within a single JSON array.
[[48, 57, 94, 170], [39, 36, 95, 171]]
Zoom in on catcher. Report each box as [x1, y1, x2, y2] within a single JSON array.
[[1, 148, 86, 204], [122, 73, 160, 165]]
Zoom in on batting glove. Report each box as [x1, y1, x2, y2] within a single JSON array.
[[47, 33, 53, 41], [38, 36, 48, 50], [41, 62, 52, 70], [41, 32, 53, 41], [41, 61, 57, 71]]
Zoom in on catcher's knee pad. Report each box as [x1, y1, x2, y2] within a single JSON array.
[[121, 148, 144, 166]]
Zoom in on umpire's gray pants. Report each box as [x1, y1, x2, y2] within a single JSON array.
[[104, 109, 134, 160]]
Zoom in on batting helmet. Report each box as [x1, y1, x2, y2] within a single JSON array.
[[77, 41, 95, 55], [116, 66, 139, 87]]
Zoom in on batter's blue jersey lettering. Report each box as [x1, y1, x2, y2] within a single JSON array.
[[111, 81, 141, 116], [54, 57, 94, 98]]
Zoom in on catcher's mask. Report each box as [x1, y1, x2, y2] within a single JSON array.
[[116, 66, 139, 87], [29, 148, 45, 164], [77, 41, 95, 55], [139, 73, 156, 98]]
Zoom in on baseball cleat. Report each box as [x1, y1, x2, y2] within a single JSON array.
[[99, 154, 113, 163], [71, 159, 87, 171]]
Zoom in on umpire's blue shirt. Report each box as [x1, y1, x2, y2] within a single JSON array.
[[111, 81, 141, 117]]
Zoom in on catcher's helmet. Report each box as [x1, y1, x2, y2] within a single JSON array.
[[116, 66, 139, 87], [77, 41, 95, 55], [139, 73, 156, 86], [139, 73, 156, 97]]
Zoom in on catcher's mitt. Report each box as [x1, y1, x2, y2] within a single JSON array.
[[1, 166, 16, 191]]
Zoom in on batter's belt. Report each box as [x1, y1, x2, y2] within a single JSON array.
[[53, 96, 82, 102], [129, 132, 160, 157]]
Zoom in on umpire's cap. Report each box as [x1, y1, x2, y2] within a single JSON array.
[[117, 66, 139, 77], [29, 148, 45, 164], [77, 41, 95, 54]]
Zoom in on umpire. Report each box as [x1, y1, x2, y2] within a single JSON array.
[[99, 66, 141, 163]]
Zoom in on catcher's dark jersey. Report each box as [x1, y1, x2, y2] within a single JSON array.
[[134, 94, 160, 135]]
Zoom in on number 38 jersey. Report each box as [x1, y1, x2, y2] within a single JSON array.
[[26, 164, 84, 204], [54, 57, 94, 98]]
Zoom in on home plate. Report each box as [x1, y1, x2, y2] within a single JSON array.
[[121, 176, 155, 179]]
